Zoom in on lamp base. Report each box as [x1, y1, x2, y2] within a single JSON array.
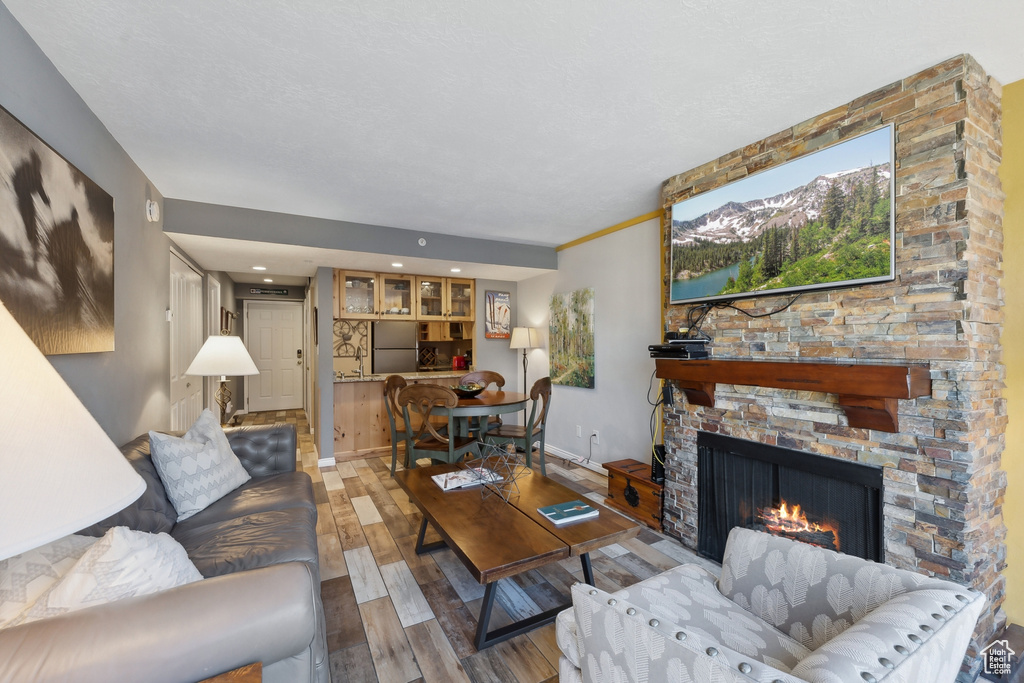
[[215, 381, 232, 426], [521, 349, 529, 396]]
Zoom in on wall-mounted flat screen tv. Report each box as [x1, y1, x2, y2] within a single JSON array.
[[669, 124, 895, 305]]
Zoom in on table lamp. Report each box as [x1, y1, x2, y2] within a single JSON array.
[[186, 335, 260, 425], [509, 326, 540, 395], [0, 300, 146, 560]]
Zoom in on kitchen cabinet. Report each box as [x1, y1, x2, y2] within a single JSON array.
[[448, 278, 474, 320], [416, 277, 475, 321], [332, 270, 343, 319], [378, 273, 416, 319], [332, 371, 469, 458], [334, 271, 430, 321], [336, 271, 378, 319], [419, 321, 472, 343]]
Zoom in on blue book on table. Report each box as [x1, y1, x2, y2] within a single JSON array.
[[538, 500, 599, 525]]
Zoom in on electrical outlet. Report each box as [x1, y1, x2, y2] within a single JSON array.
[[576, 425, 582, 438], [591, 430, 600, 445]]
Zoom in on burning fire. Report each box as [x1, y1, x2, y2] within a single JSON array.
[[758, 501, 839, 551]]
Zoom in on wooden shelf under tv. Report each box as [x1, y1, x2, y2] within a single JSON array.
[[654, 358, 931, 433]]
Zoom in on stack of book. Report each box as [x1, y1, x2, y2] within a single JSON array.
[[537, 500, 599, 525], [431, 467, 502, 491]]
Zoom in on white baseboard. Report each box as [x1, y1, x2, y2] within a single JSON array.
[[314, 443, 335, 468], [545, 445, 608, 476]]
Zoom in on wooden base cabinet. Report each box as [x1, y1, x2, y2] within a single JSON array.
[[333, 376, 459, 458], [602, 459, 663, 532]]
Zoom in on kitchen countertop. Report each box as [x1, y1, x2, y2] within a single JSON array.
[[334, 370, 472, 383]]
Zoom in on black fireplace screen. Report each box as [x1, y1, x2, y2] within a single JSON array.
[[697, 432, 883, 564]]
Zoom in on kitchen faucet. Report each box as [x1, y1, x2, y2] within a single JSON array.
[[355, 346, 364, 379]]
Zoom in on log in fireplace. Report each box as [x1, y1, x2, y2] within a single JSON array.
[[697, 432, 883, 564]]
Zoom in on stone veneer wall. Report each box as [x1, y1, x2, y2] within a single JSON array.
[[660, 55, 1007, 649]]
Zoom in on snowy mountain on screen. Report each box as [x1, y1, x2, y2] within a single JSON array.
[[671, 163, 890, 246]]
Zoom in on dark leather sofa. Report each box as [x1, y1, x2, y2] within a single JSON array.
[[0, 423, 329, 683]]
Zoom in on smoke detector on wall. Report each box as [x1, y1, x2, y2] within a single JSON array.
[[145, 199, 160, 223]]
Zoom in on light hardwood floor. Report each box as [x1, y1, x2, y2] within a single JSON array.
[[237, 409, 718, 683]]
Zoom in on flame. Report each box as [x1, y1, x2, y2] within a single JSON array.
[[759, 500, 839, 550]]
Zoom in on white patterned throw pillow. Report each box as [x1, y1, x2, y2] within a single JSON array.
[[12, 527, 202, 626], [0, 534, 97, 628], [149, 409, 250, 521]]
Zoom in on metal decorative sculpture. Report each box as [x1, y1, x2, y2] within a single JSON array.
[[475, 441, 527, 503]]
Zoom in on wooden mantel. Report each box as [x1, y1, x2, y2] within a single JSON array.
[[655, 358, 932, 433]]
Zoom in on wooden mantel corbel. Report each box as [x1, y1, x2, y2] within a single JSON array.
[[654, 358, 932, 433]]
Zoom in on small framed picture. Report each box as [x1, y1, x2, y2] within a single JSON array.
[[484, 291, 511, 339]]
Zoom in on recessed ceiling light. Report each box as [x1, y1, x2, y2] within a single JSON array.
[[392, 262, 403, 268], [252, 266, 267, 271], [264, 278, 273, 283], [450, 268, 461, 273]]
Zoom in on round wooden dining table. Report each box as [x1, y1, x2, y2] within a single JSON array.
[[452, 390, 529, 438]]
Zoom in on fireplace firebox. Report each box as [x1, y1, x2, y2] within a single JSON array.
[[697, 432, 883, 564]]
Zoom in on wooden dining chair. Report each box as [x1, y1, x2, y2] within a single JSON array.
[[398, 384, 480, 469], [484, 376, 551, 475], [459, 370, 506, 437], [384, 374, 408, 475]]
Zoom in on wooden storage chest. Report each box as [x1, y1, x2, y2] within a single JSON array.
[[602, 459, 663, 532]]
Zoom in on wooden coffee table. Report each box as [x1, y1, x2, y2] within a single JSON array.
[[394, 463, 640, 649]]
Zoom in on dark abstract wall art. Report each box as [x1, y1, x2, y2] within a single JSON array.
[[0, 105, 114, 354]]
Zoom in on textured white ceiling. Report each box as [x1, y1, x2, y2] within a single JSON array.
[[5, 0, 1024, 251]]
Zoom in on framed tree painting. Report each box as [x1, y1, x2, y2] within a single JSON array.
[[549, 288, 594, 388], [484, 290, 511, 339], [0, 105, 115, 354]]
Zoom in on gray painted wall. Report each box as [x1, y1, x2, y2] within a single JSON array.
[[473, 279, 520, 398], [315, 267, 334, 459], [1, 5, 171, 445], [165, 199, 558, 270], [517, 219, 661, 466]]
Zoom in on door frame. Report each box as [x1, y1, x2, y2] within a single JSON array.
[[243, 299, 306, 413], [204, 275, 221, 415], [169, 249, 205, 430]]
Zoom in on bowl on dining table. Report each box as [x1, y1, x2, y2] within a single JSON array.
[[450, 383, 484, 398]]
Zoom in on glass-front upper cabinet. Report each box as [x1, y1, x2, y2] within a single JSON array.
[[338, 271, 378, 319], [417, 277, 446, 320], [379, 274, 416, 319], [447, 278, 474, 321], [332, 269, 343, 319], [417, 277, 474, 320]]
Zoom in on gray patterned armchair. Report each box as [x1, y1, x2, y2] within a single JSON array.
[[556, 527, 985, 683]]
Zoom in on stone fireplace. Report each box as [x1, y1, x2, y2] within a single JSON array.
[[696, 431, 884, 565], [658, 54, 1007, 669]]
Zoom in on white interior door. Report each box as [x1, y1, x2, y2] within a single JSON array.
[[246, 300, 304, 413], [169, 252, 204, 430]]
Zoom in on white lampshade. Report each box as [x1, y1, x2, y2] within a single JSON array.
[[185, 335, 260, 377], [509, 327, 540, 350], [0, 301, 146, 560]]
